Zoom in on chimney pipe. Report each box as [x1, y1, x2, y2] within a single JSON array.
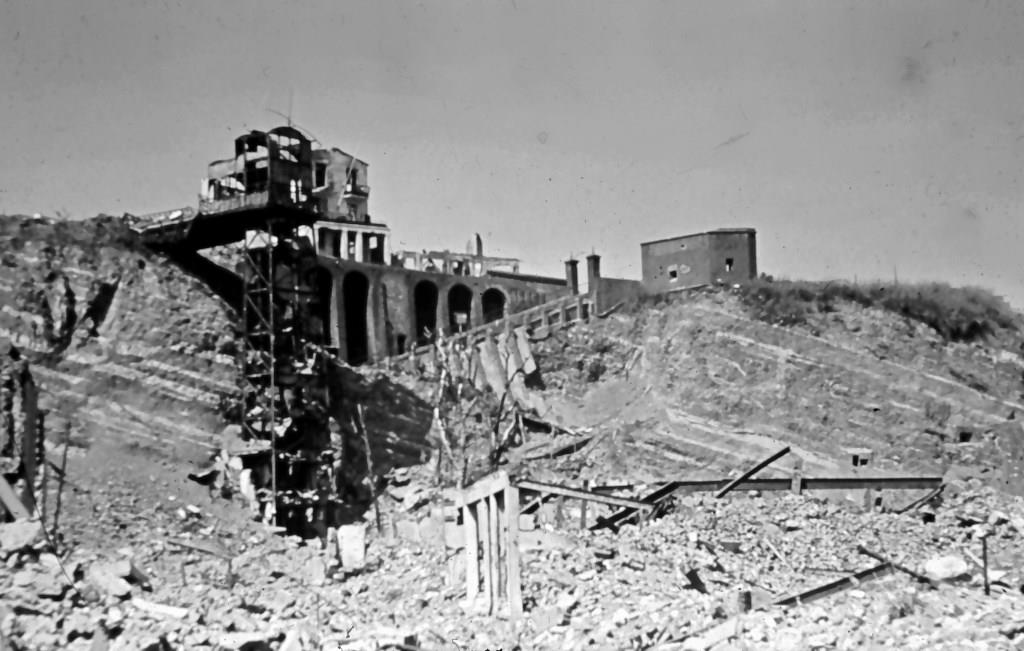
[[586, 253, 601, 284], [586, 253, 601, 307], [564, 258, 579, 294]]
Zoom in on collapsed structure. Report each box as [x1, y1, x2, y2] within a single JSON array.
[[130, 125, 759, 535]]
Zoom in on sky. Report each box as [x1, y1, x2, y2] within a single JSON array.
[[3, 0, 1024, 306]]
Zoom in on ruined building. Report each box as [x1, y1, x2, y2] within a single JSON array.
[[640, 228, 758, 293], [132, 125, 758, 534]]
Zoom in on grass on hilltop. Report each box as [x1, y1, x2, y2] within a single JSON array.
[[735, 277, 1019, 343]]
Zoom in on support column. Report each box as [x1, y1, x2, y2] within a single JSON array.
[[340, 228, 349, 260], [354, 231, 365, 263], [438, 284, 450, 339]]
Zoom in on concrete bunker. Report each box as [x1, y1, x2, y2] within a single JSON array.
[[482, 287, 507, 323], [448, 283, 473, 334], [343, 271, 370, 364]]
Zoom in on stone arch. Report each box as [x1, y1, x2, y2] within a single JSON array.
[[413, 280, 438, 345], [482, 287, 507, 324], [448, 283, 473, 334], [342, 271, 370, 365]]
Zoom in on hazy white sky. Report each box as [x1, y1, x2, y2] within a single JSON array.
[[3, 1, 1024, 305]]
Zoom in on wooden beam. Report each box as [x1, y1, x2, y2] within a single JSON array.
[[456, 471, 510, 507], [504, 484, 522, 619], [479, 497, 493, 614], [463, 504, 479, 601], [0, 475, 32, 520], [715, 447, 791, 498], [516, 479, 655, 511]]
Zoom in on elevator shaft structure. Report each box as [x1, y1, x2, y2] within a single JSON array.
[[239, 222, 337, 536], [134, 126, 348, 538]]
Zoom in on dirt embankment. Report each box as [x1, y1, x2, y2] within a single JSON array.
[[0, 215, 238, 462], [527, 290, 1024, 493]]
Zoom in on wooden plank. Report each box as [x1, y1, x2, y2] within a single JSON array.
[[495, 492, 506, 600], [478, 497, 493, 614], [463, 504, 479, 601], [774, 562, 893, 606], [0, 475, 32, 520], [715, 446, 790, 498], [457, 471, 510, 507], [504, 484, 522, 619], [517, 479, 655, 511], [488, 493, 500, 606]]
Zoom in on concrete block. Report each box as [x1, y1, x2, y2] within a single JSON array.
[[337, 524, 366, 569]]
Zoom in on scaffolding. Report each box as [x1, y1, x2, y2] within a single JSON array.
[[239, 218, 337, 535]]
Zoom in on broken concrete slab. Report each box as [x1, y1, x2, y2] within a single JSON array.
[[924, 554, 972, 582], [129, 598, 189, 620]]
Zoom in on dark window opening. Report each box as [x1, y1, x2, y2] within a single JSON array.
[[448, 284, 473, 334], [396, 334, 407, 355], [317, 228, 329, 255], [726, 258, 734, 272], [958, 430, 974, 444], [367, 234, 385, 265], [330, 231, 341, 258], [314, 163, 327, 188], [309, 268, 333, 345], [414, 281, 439, 345], [482, 288, 506, 323], [342, 271, 370, 365], [668, 265, 679, 281]]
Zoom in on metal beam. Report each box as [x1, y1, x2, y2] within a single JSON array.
[[774, 562, 893, 606], [715, 446, 790, 498], [673, 476, 942, 493]]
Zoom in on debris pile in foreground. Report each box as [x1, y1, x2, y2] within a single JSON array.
[[3, 463, 1024, 650]]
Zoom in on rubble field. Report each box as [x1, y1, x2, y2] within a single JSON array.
[[3, 215, 1024, 649]]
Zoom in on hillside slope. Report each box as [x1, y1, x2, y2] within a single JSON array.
[[526, 289, 1024, 494], [0, 215, 237, 462]]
